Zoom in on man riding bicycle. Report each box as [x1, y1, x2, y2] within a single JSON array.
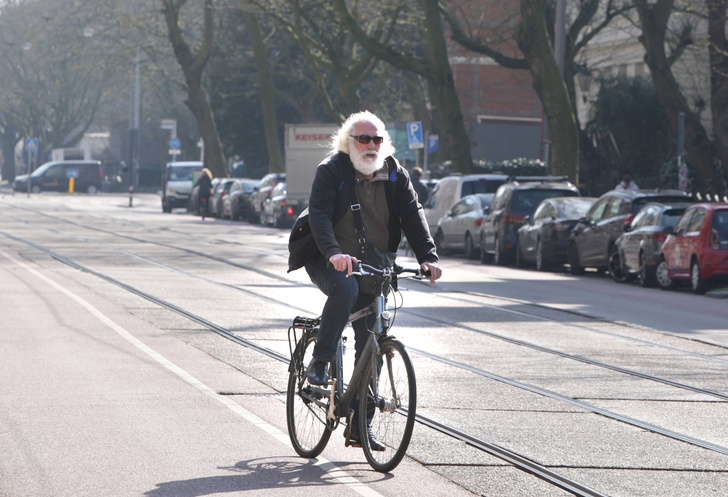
[[290, 110, 442, 448]]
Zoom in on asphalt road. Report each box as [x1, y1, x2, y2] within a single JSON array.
[[1, 190, 727, 496]]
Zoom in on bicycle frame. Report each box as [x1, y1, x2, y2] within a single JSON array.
[[333, 291, 389, 420]]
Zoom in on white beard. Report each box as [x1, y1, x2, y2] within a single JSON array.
[[350, 148, 385, 176]]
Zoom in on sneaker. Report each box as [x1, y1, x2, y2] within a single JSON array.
[[346, 425, 386, 451], [306, 358, 329, 386]]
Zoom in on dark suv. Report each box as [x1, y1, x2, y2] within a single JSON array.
[[479, 176, 579, 265], [13, 160, 103, 194], [568, 189, 693, 276]]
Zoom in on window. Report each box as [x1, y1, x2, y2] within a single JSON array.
[[587, 198, 610, 223], [687, 208, 706, 233], [674, 209, 695, 234]]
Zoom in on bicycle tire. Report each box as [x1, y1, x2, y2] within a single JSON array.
[[286, 331, 332, 458], [359, 338, 416, 473]]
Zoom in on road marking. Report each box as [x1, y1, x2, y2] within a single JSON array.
[[0, 248, 384, 497]]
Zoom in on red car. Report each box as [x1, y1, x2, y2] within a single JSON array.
[[656, 203, 728, 294]]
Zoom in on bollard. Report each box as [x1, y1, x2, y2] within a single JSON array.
[[68, 177, 75, 193]]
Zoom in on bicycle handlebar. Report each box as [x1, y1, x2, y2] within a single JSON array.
[[351, 261, 430, 279]]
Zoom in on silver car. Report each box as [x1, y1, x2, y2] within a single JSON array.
[[434, 194, 494, 259]]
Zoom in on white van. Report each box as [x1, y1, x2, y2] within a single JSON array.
[[161, 161, 204, 212], [423, 174, 508, 233]]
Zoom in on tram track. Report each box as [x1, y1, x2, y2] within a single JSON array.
[[4, 201, 728, 495], [0, 229, 611, 497], [3, 227, 728, 453]]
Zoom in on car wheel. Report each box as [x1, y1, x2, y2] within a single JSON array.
[[479, 233, 492, 265], [656, 258, 677, 290], [515, 240, 525, 268], [568, 243, 584, 275], [464, 233, 476, 260], [608, 246, 632, 283], [638, 251, 656, 287], [434, 228, 446, 255], [536, 239, 551, 271], [31, 185, 42, 194], [691, 259, 708, 295], [86, 185, 98, 194], [494, 235, 509, 266]]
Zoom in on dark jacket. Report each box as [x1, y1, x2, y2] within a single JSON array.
[[197, 174, 213, 198], [308, 152, 438, 265]]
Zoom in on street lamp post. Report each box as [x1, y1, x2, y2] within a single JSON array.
[[129, 46, 140, 207]]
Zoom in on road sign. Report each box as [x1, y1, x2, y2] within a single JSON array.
[[169, 137, 181, 149], [427, 134, 439, 154], [66, 168, 79, 179], [161, 119, 177, 130], [25, 137, 38, 153], [407, 122, 424, 149]]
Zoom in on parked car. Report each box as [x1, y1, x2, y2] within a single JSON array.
[[656, 203, 728, 294], [480, 176, 580, 265], [515, 196, 597, 270], [611, 202, 692, 286], [568, 189, 693, 277], [220, 179, 260, 220], [260, 182, 294, 228], [434, 193, 494, 259], [248, 172, 285, 223], [423, 174, 508, 234], [13, 160, 103, 194], [209, 178, 235, 218]]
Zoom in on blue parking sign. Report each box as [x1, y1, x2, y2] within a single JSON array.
[[427, 134, 439, 154], [407, 122, 424, 149]]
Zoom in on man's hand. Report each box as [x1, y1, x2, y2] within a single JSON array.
[[421, 262, 442, 284], [329, 253, 358, 275]]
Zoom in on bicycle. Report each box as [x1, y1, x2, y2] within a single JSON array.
[[286, 262, 426, 473]]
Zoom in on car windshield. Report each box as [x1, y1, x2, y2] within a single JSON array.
[[30, 163, 54, 177], [631, 196, 689, 214], [661, 208, 687, 228], [556, 198, 593, 218], [168, 166, 201, 181], [240, 181, 258, 192], [511, 189, 577, 215], [461, 179, 503, 196]]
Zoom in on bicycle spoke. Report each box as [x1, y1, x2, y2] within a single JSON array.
[[360, 339, 416, 472]]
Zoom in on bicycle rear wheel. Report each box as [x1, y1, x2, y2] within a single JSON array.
[[286, 330, 332, 458], [359, 338, 416, 472]]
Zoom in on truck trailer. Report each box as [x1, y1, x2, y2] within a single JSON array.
[[284, 123, 337, 217]]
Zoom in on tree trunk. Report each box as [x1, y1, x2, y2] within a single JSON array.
[[634, 0, 724, 194], [1, 116, 18, 182], [162, 0, 227, 178], [244, 11, 284, 174], [333, 0, 473, 173], [708, 0, 728, 182], [517, 0, 579, 183]]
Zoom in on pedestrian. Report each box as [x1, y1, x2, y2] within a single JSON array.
[[615, 174, 639, 191], [197, 168, 213, 219], [294, 110, 442, 449], [410, 166, 430, 204]]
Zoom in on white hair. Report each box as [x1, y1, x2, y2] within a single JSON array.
[[329, 110, 395, 158]]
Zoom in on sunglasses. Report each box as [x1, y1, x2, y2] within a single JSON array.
[[350, 134, 384, 145]]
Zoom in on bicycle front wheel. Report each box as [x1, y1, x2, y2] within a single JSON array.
[[359, 338, 416, 473], [286, 330, 332, 458]]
